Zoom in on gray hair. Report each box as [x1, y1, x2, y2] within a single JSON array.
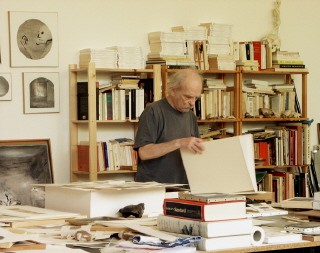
[[166, 69, 203, 96]]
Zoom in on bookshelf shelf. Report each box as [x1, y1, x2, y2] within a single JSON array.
[[69, 63, 162, 182], [241, 118, 309, 122], [72, 170, 136, 175]]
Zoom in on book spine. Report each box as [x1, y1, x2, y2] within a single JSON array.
[[77, 82, 88, 120], [272, 60, 304, 64], [303, 123, 311, 165], [106, 90, 113, 120], [252, 41, 262, 70], [164, 200, 204, 221], [273, 64, 305, 68]]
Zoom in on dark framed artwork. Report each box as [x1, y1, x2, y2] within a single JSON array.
[[9, 11, 58, 67], [0, 73, 12, 101], [0, 139, 53, 207], [23, 72, 60, 113]]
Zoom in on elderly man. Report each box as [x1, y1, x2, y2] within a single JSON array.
[[134, 69, 205, 184]]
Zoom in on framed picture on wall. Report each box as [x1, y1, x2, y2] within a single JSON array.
[[0, 73, 12, 101], [9, 11, 59, 67], [23, 72, 60, 113], [0, 139, 53, 207]]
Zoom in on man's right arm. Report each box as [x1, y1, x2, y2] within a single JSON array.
[[138, 137, 204, 160]]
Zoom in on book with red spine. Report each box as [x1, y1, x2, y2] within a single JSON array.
[[163, 198, 246, 222]]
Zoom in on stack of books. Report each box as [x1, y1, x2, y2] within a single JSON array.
[[79, 48, 118, 68], [236, 59, 260, 71], [172, 25, 207, 41], [148, 31, 186, 56], [147, 31, 195, 68], [200, 23, 235, 71], [157, 193, 257, 251], [106, 46, 145, 69], [208, 54, 236, 71], [271, 51, 307, 72], [172, 25, 208, 70]]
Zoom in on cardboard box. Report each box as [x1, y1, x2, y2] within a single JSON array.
[[41, 181, 167, 218]]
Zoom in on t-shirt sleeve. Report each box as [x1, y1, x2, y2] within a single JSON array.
[[133, 106, 158, 151]]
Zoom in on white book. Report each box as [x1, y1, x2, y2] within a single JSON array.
[[195, 234, 252, 251], [136, 88, 145, 119], [157, 214, 253, 237], [119, 89, 126, 120], [106, 141, 114, 170], [263, 227, 302, 244], [200, 94, 205, 120]]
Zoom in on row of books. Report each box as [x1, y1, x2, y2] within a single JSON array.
[[236, 41, 307, 72], [77, 139, 138, 172], [257, 170, 311, 203], [237, 41, 268, 70], [251, 123, 310, 166], [77, 79, 154, 121], [99, 88, 145, 121], [194, 88, 234, 120], [242, 81, 299, 118]]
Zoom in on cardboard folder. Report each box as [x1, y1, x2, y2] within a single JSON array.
[[180, 134, 257, 194]]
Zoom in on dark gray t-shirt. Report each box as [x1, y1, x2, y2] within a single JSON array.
[[134, 98, 199, 184]]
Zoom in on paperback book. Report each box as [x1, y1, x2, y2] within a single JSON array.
[[157, 214, 253, 237]]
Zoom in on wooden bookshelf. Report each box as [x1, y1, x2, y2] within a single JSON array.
[[69, 63, 161, 182]]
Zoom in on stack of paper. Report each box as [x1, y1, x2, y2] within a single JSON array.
[[172, 26, 207, 41], [79, 48, 117, 68]]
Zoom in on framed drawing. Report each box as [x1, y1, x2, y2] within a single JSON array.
[[9, 11, 58, 67], [0, 73, 12, 101], [23, 72, 60, 113], [0, 139, 53, 207]]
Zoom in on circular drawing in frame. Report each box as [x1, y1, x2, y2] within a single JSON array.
[[0, 76, 9, 97], [17, 19, 52, 60], [29, 77, 55, 108]]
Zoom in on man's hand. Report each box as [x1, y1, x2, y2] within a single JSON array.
[[179, 137, 205, 154]]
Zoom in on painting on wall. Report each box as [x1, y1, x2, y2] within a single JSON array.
[[23, 72, 60, 113], [0, 139, 53, 207], [9, 11, 58, 67], [0, 73, 12, 101]]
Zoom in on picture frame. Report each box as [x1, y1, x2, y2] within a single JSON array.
[[23, 72, 60, 113], [0, 73, 12, 101], [0, 139, 54, 207], [9, 11, 58, 67]]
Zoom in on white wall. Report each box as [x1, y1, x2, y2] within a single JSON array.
[[1, 0, 319, 183]]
